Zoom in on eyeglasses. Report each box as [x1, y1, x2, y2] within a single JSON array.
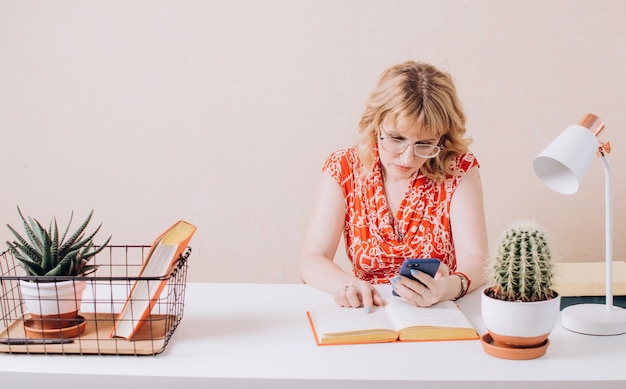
[[379, 131, 442, 158]]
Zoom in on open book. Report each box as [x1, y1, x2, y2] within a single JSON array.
[[307, 296, 478, 346], [110, 220, 197, 340]]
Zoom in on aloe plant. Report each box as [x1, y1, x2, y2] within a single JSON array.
[[486, 220, 557, 302], [6, 207, 112, 277]]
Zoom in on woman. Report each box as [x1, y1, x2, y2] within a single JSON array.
[[299, 61, 488, 312]]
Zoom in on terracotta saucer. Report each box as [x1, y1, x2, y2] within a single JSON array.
[[24, 315, 87, 339], [480, 333, 549, 360]]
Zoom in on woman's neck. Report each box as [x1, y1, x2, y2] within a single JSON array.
[[382, 171, 413, 216]]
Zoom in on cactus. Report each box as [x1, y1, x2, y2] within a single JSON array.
[[486, 220, 557, 302], [6, 206, 112, 277]]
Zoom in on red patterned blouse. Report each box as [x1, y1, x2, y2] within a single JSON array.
[[322, 147, 479, 284]]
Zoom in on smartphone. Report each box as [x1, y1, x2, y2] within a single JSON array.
[[393, 258, 441, 296]]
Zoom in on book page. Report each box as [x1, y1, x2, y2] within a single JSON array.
[[111, 220, 196, 340], [308, 305, 395, 336], [136, 242, 179, 280], [111, 243, 178, 338], [383, 297, 473, 331]]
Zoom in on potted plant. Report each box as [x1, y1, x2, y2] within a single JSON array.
[[6, 206, 111, 338], [480, 220, 561, 360]]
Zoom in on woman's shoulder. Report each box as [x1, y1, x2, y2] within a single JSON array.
[[323, 147, 359, 170], [436, 151, 478, 188], [326, 147, 358, 162], [323, 147, 361, 183], [450, 150, 479, 172]]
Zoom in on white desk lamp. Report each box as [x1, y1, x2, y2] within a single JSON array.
[[533, 113, 626, 335]]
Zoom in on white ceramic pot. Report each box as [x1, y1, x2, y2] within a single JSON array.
[[19, 279, 86, 329], [481, 286, 561, 347]]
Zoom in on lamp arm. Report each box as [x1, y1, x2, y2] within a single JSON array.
[[602, 155, 614, 309]]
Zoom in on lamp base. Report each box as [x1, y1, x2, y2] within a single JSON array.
[[561, 304, 626, 335]]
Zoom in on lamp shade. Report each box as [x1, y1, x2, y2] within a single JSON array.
[[533, 124, 599, 194]]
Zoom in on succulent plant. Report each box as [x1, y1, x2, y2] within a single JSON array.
[[486, 220, 557, 302], [6, 207, 112, 278]]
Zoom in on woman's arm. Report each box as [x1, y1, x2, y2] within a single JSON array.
[[299, 172, 383, 310], [448, 165, 489, 294]]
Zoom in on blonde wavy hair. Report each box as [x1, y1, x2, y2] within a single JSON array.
[[357, 61, 472, 181]]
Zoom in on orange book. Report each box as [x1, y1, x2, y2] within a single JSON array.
[[553, 261, 626, 297], [110, 220, 197, 340], [307, 298, 478, 346]]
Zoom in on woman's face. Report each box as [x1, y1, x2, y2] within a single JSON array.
[[377, 116, 440, 181]]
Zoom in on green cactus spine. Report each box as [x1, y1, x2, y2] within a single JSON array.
[[487, 221, 557, 302]]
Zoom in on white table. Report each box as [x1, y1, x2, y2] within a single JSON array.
[[0, 282, 625, 388]]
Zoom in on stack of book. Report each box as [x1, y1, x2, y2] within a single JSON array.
[[553, 261, 626, 309]]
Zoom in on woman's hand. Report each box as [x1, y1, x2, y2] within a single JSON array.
[[333, 280, 384, 312], [391, 262, 461, 307]]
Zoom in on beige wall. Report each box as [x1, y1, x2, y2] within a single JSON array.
[[1, 0, 625, 283]]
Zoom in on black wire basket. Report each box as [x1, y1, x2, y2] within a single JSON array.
[[0, 245, 189, 355]]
